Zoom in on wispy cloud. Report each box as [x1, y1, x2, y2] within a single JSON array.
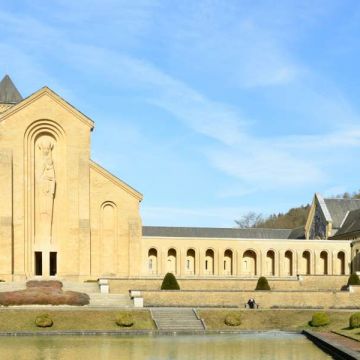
[[1, 1, 360, 226]]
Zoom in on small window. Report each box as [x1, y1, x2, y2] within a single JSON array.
[[186, 260, 190, 269], [224, 260, 226, 270], [149, 259, 153, 270], [205, 260, 208, 270]]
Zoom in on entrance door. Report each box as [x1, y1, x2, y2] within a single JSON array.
[[50, 252, 57, 276], [35, 252, 42, 276]]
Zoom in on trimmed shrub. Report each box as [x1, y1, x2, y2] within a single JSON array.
[[347, 274, 360, 287], [255, 277, 271, 291], [116, 312, 134, 327], [310, 312, 330, 327], [224, 312, 241, 326], [349, 312, 360, 329], [161, 273, 180, 290], [35, 314, 53, 328]]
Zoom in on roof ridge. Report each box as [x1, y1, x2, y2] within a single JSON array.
[[0, 75, 23, 104], [324, 197, 360, 201]]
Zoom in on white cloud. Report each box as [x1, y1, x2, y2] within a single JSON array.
[[1, 2, 360, 200]]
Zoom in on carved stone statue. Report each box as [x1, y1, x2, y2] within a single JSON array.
[[36, 139, 56, 242]]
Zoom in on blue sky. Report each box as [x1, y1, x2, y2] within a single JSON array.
[[1, 1, 360, 227]]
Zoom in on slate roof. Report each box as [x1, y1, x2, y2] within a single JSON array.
[[142, 226, 293, 239], [332, 208, 360, 237], [323, 198, 360, 228], [0, 75, 23, 104], [287, 226, 305, 239]]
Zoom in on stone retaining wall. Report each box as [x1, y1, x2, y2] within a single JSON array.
[[140, 289, 359, 309], [109, 275, 348, 293]]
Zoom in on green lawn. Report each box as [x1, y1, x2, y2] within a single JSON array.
[[0, 309, 155, 332], [198, 309, 352, 332]]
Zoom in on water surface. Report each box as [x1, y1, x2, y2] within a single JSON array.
[[0, 333, 331, 359]]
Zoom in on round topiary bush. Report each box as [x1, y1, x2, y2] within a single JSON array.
[[310, 312, 330, 327], [35, 314, 53, 328], [349, 312, 360, 329], [255, 277, 271, 291], [161, 272, 180, 290], [347, 274, 360, 286], [115, 312, 134, 327], [224, 312, 241, 326]]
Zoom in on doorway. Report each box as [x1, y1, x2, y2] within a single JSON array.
[[35, 252, 42, 276], [50, 252, 57, 276]]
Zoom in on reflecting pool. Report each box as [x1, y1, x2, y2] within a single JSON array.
[[0, 332, 332, 359]]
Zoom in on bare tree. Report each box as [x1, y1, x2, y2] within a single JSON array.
[[235, 211, 263, 228]]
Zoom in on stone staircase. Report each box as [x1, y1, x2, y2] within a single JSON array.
[[88, 293, 133, 308], [62, 281, 133, 308], [0, 282, 26, 292], [151, 308, 205, 332], [62, 281, 99, 294]]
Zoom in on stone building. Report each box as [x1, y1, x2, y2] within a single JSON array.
[[0, 75, 357, 282]]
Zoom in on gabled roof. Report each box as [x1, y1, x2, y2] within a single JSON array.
[[332, 208, 360, 237], [90, 160, 143, 201], [142, 226, 292, 239], [0, 86, 94, 129], [323, 198, 360, 228], [0, 75, 22, 104]]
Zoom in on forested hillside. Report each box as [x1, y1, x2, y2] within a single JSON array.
[[235, 191, 360, 229]]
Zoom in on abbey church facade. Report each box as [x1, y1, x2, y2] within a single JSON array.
[[0, 75, 359, 282]]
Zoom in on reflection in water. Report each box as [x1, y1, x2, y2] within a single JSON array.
[[0, 333, 331, 360]]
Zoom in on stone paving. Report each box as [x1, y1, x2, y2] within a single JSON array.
[[321, 332, 360, 353]]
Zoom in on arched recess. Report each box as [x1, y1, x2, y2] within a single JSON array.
[[205, 249, 214, 275], [224, 249, 233, 275], [167, 248, 177, 274], [242, 250, 257, 276], [319, 251, 328, 275], [266, 250, 275, 276], [336, 251, 345, 275], [284, 250, 293, 276], [24, 119, 66, 277], [185, 249, 196, 275], [148, 248, 158, 275], [301, 251, 311, 275], [100, 201, 117, 275]]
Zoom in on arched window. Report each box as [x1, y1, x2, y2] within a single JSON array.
[[266, 250, 275, 276], [205, 249, 214, 275], [336, 251, 345, 275], [320, 251, 328, 275], [284, 251, 293, 276], [186, 249, 196, 275], [224, 250, 233, 275], [167, 248, 177, 274], [148, 248, 158, 275], [242, 250, 257, 276], [302, 251, 311, 275]]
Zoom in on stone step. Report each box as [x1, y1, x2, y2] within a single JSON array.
[[151, 308, 204, 331], [62, 281, 99, 293], [89, 293, 132, 308], [0, 282, 26, 292]]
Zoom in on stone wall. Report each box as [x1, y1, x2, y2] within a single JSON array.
[[140, 289, 359, 309], [109, 275, 349, 293]]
